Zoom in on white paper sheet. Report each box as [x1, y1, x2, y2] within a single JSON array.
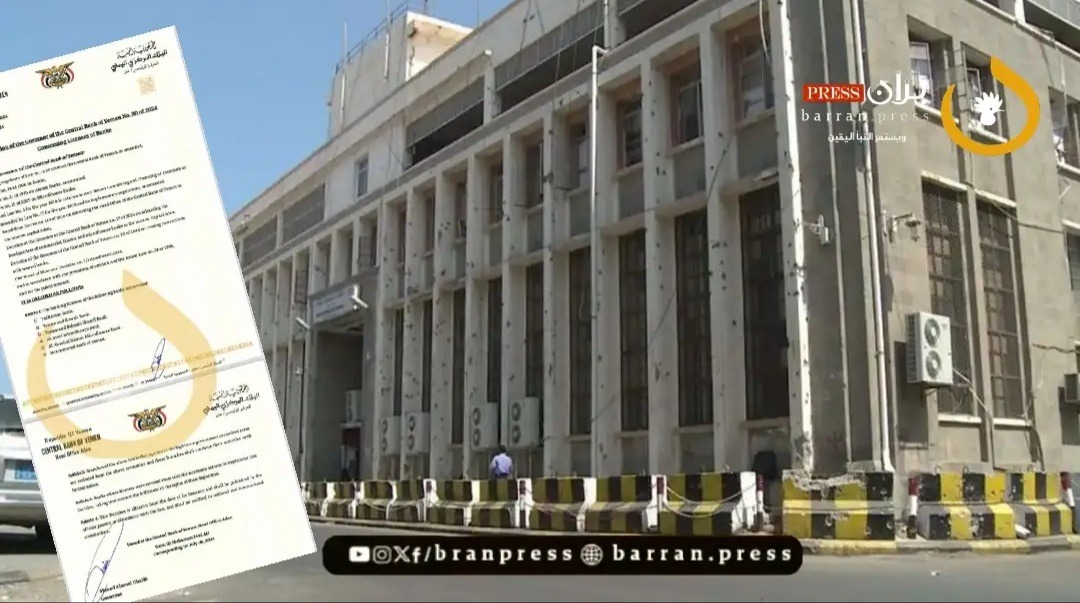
[[0, 26, 316, 602]]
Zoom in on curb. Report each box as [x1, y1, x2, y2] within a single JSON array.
[[309, 518, 1080, 555], [0, 570, 30, 586]]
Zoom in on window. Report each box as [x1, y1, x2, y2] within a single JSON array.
[[1068, 233, 1080, 292], [908, 34, 950, 109], [977, 202, 1024, 419], [569, 122, 588, 190], [424, 195, 436, 253], [525, 142, 544, 209], [525, 264, 544, 398], [619, 231, 649, 432], [618, 98, 643, 168], [923, 184, 973, 415], [397, 208, 407, 265], [671, 65, 703, 145], [568, 247, 592, 435], [965, 51, 1003, 137], [1051, 93, 1080, 166], [355, 156, 369, 198], [452, 288, 466, 445], [454, 183, 467, 239], [675, 210, 713, 427], [487, 278, 503, 439], [368, 222, 379, 267], [489, 166, 504, 224], [733, 36, 773, 120], [421, 300, 433, 413], [741, 186, 789, 421], [393, 309, 405, 416]]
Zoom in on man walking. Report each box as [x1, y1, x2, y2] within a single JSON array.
[[490, 445, 513, 479]]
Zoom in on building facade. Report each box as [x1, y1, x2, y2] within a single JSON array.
[[232, 0, 1080, 483]]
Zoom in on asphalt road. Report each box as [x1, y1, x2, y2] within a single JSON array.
[[1, 522, 1078, 602]]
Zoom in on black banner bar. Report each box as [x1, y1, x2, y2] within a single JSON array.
[[322, 535, 803, 575]]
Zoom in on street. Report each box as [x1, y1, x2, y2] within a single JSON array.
[[1, 522, 1076, 602]]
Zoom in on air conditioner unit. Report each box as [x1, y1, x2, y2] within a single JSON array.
[[502, 397, 541, 448], [906, 311, 954, 387], [470, 404, 498, 449], [404, 411, 430, 454], [344, 390, 363, 425], [1065, 374, 1080, 405], [379, 416, 401, 455]]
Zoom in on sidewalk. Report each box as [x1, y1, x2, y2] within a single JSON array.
[[309, 517, 1080, 555]]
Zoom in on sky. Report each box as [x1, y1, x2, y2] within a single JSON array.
[[0, 0, 507, 395]]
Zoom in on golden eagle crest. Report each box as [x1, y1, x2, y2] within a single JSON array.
[[130, 406, 167, 433], [36, 62, 75, 89]]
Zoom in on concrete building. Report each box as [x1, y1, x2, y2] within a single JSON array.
[[231, 0, 1080, 484]]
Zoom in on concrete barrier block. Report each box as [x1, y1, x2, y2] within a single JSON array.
[[583, 475, 658, 534], [659, 472, 757, 536], [781, 471, 896, 540]]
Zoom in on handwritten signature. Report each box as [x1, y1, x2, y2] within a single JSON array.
[[150, 338, 165, 381], [84, 521, 125, 602]]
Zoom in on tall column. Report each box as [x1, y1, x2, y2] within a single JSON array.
[[502, 138, 528, 457], [641, 60, 680, 475], [770, 0, 813, 470], [300, 247, 320, 480], [329, 229, 348, 284], [430, 173, 456, 478], [373, 202, 399, 477], [543, 112, 571, 475], [400, 189, 425, 476], [260, 272, 275, 349], [285, 252, 306, 472], [603, 0, 625, 48], [700, 26, 747, 470], [483, 63, 500, 122], [462, 157, 488, 477], [592, 90, 622, 476]]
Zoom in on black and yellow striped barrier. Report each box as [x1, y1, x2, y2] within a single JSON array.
[[528, 477, 590, 532], [356, 480, 394, 521], [1007, 473, 1073, 537], [470, 478, 523, 528], [583, 475, 656, 534], [325, 482, 356, 519], [781, 471, 895, 540], [910, 472, 1072, 540], [426, 479, 476, 527], [659, 472, 757, 535], [386, 479, 426, 523], [305, 482, 328, 517]]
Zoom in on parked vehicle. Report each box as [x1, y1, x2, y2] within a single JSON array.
[[0, 394, 50, 542]]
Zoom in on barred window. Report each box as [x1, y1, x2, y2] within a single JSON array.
[[489, 166, 504, 224], [671, 64, 703, 145], [421, 300, 433, 413], [620, 231, 649, 432], [393, 309, 405, 416], [569, 248, 592, 435], [676, 209, 713, 427], [923, 184, 973, 415], [487, 278, 503, 438], [1067, 233, 1080, 292], [741, 186, 789, 421], [397, 208, 407, 264], [977, 202, 1024, 419], [451, 289, 466, 445], [525, 264, 544, 398]]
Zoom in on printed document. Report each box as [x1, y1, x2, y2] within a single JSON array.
[[0, 27, 315, 601]]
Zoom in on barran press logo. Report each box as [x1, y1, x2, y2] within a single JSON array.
[[972, 91, 1004, 128]]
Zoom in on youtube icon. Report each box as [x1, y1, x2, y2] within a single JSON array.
[[803, 83, 865, 103]]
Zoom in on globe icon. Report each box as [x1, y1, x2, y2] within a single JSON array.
[[580, 543, 604, 567]]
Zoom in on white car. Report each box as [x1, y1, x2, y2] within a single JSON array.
[[0, 394, 50, 542]]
